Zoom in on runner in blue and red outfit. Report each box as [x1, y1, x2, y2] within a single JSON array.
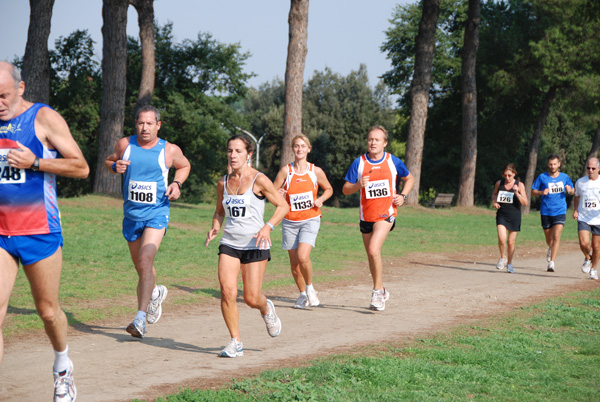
[[106, 105, 190, 340], [0, 61, 89, 402], [531, 154, 574, 272], [343, 125, 414, 312]]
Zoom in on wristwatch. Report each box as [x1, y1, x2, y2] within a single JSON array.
[[401, 194, 407, 200], [31, 157, 40, 172]]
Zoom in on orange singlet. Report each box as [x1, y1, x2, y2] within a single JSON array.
[[283, 162, 321, 222], [358, 153, 398, 222]]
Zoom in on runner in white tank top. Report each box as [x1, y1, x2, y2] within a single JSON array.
[[205, 135, 289, 358]]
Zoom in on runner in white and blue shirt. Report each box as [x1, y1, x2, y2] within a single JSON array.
[[531, 155, 574, 272]]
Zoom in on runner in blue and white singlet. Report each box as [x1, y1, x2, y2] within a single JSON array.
[[106, 105, 190, 340]]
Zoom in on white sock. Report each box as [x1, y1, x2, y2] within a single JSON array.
[[135, 310, 147, 321], [306, 283, 314, 292], [151, 286, 160, 300], [300, 291, 307, 296], [53, 345, 70, 373]]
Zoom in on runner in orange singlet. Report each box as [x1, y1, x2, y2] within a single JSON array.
[[342, 126, 414, 311], [273, 134, 333, 309]]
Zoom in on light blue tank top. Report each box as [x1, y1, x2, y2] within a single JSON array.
[[122, 135, 169, 221]]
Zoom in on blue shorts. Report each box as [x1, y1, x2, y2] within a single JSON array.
[[541, 214, 566, 229], [122, 215, 169, 242], [0, 233, 63, 266]]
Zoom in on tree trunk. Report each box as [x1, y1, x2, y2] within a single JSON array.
[[281, 0, 309, 168], [404, 0, 440, 205], [130, 0, 155, 112], [94, 0, 129, 195], [583, 121, 600, 178], [22, 0, 55, 104], [522, 86, 557, 214], [457, 0, 480, 207]]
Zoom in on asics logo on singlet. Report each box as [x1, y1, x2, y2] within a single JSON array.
[[132, 183, 152, 190], [368, 182, 386, 189], [226, 198, 245, 205], [292, 194, 311, 202]]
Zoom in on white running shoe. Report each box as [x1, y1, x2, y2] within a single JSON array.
[[219, 338, 243, 358], [306, 288, 320, 307], [262, 299, 281, 337], [126, 317, 146, 339], [582, 259, 592, 274], [147, 285, 168, 324], [53, 359, 76, 402], [496, 258, 507, 270], [590, 269, 598, 280], [293, 294, 308, 309], [507, 264, 514, 274], [546, 247, 552, 262], [370, 288, 390, 311], [547, 261, 555, 272]]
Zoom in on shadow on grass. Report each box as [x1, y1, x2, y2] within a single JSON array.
[[7, 306, 37, 315]]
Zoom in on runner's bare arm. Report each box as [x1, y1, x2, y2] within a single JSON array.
[[253, 174, 289, 247], [165, 143, 191, 200], [105, 137, 131, 174], [206, 179, 226, 246], [7, 106, 89, 178], [314, 166, 333, 207], [273, 166, 289, 197]]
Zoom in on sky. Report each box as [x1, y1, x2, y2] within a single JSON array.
[[1, 0, 410, 88]]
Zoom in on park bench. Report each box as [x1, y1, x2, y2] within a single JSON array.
[[427, 193, 454, 209]]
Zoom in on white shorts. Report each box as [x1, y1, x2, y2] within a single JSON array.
[[281, 217, 321, 250]]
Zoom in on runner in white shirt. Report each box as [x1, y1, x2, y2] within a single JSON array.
[[573, 157, 600, 280]]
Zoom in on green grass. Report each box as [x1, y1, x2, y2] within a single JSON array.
[[135, 288, 600, 402], [5, 195, 577, 337]]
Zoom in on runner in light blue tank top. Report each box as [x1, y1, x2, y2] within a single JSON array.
[[106, 105, 190, 339], [122, 134, 170, 221]]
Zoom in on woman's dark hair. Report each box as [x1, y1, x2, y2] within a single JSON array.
[[227, 134, 254, 154]]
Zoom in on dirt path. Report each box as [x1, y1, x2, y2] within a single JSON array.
[[1, 244, 598, 402]]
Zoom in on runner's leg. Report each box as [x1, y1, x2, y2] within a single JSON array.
[[362, 220, 393, 290], [127, 227, 165, 312], [0, 249, 19, 364], [22, 248, 67, 353], [218, 254, 242, 340]]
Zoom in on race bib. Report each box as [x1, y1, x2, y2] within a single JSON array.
[[0, 149, 25, 184], [583, 197, 599, 210], [127, 180, 157, 204], [548, 181, 564, 194], [224, 194, 251, 218], [365, 179, 391, 199], [290, 191, 314, 212], [497, 191, 514, 203]]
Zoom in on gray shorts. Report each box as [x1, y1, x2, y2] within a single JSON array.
[[578, 220, 600, 236], [281, 217, 321, 250]]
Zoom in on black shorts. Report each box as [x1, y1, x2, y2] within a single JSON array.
[[218, 244, 271, 264], [360, 216, 396, 234], [541, 214, 566, 229], [496, 213, 521, 232]]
